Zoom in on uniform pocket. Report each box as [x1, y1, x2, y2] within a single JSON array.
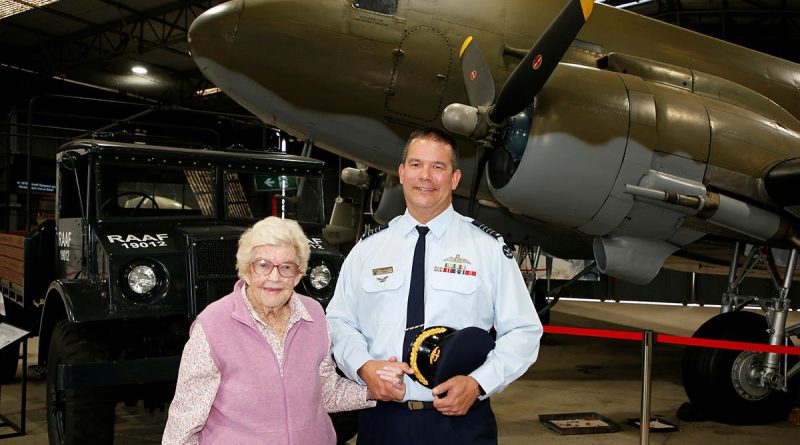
[[360, 271, 406, 345], [427, 272, 482, 324], [361, 270, 404, 293], [429, 272, 479, 295], [361, 270, 405, 326]]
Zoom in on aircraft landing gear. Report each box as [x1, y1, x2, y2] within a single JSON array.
[[682, 243, 800, 424], [516, 244, 598, 326], [517, 244, 550, 325], [682, 311, 798, 424]]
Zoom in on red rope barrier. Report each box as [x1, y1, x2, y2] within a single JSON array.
[[543, 325, 800, 355], [544, 325, 642, 341], [657, 334, 800, 355]]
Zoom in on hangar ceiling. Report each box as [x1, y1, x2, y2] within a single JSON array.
[[623, 0, 800, 63], [0, 0, 231, 113], [1, 0, 799, 117]]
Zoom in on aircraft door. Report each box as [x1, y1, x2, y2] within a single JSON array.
[[385, 26, 452, 122]]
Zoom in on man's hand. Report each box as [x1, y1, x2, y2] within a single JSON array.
[[431, 375, 480, 416], [358, 357, 412, 401]]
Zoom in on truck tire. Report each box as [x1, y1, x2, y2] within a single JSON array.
[[46, 320, 115, 444], [0, 340, 19, 383]]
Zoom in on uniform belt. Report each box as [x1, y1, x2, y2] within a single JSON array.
[[405, 400, 435, 411], [376, 400, 436, 411], [377, 399, 487, 411]]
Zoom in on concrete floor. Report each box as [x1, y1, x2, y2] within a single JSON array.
[[0, 301, 798, 444]]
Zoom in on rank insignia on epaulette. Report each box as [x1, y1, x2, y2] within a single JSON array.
[[360, 223, 388, 240], [471, 220, 513, 259], [471, 220, 502, 240]]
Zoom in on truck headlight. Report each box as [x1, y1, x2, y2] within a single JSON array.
[[309, 263, 332, 290], [120, 259, 167, 302], [301, 260, 337, 306], [128, 265, 157, 294]]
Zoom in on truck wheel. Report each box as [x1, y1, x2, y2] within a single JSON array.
[[46, 320, 115, 444], [682, 311, 798, 425], [0, 340, 19, 383]]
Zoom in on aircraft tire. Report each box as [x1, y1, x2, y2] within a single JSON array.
[[681, 311, 798, 425], [46, 320, 115, 444]]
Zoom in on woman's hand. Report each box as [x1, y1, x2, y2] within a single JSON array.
[[358, 357, 409, 401], [377, 356, 412, 388]]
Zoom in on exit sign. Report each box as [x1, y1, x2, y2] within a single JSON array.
[[253, 175, 297, 191]]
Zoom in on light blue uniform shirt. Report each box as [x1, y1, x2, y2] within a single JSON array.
[[327, 205, 542, 402]]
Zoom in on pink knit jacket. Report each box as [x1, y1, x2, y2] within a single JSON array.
[[196, 281, 337, 444]]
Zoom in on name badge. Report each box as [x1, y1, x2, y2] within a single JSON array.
[[372, 266, 393, 276]]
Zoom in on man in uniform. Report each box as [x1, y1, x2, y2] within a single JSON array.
[[326, 127, 542, 444]]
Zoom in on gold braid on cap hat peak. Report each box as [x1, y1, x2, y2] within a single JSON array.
[[410, 326, 448, 386]]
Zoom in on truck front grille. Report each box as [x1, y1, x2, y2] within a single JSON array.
[[191, 237, 239, 315]]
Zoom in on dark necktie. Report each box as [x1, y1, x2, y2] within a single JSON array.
[[403, 225, 429, 364]]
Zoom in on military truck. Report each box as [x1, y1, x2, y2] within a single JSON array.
[[0, 139, 344, 443]]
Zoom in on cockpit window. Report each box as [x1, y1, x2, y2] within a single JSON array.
[[352, 0, 396, 15]]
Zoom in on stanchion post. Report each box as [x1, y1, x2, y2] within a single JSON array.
[[19, 340, 26, 434], [640, 330, 654, 445]]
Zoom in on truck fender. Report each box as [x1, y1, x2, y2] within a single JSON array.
[[37, 280, 107, 365]]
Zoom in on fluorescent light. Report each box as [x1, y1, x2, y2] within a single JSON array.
[[594, 0, 654, 8], [0, 0, 60, 20], [131, 65, 148, 75], [196, 86, 221, 96], [614, 0, 654, 9]]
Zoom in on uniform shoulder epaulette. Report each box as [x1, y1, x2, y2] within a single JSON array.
[[360, 223, 389, 240], [470, 220, 513, 259], [471, 220, 502, 240]]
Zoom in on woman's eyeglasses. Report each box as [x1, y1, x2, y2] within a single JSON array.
[[251, 259, 300, 278]]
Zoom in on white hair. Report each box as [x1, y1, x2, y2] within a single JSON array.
[[236, 217, 310, 280]]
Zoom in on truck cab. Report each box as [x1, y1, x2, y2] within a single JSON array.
[[7, 139, 343, 443]]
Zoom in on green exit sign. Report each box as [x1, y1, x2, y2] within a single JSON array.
[[253, 175, 297, 191]]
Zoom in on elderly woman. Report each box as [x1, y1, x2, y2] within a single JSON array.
[[163, 217, 398, 444]]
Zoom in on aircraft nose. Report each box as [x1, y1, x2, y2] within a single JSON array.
[[188, 0, 243, 69]]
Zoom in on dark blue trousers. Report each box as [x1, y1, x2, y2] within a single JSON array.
[[356, 399, 497, 445]]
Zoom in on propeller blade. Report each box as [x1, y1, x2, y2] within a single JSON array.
[[459, 36, 495, 107], [489, 0, 594, 123]]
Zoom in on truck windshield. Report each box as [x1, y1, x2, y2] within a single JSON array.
[[97, 162, 324, 225]]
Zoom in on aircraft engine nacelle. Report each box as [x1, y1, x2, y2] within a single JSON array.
[[488, 65, 636, 229], [486, 63, 739, 283], [487, 63, 711, 230]]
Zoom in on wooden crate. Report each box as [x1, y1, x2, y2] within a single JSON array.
[[0, 233, 24, 288]]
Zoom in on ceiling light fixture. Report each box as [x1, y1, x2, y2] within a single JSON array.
[[131, 65, 148, 75]]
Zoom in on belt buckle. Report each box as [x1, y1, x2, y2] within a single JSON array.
[[407, 401, 425, 411]]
